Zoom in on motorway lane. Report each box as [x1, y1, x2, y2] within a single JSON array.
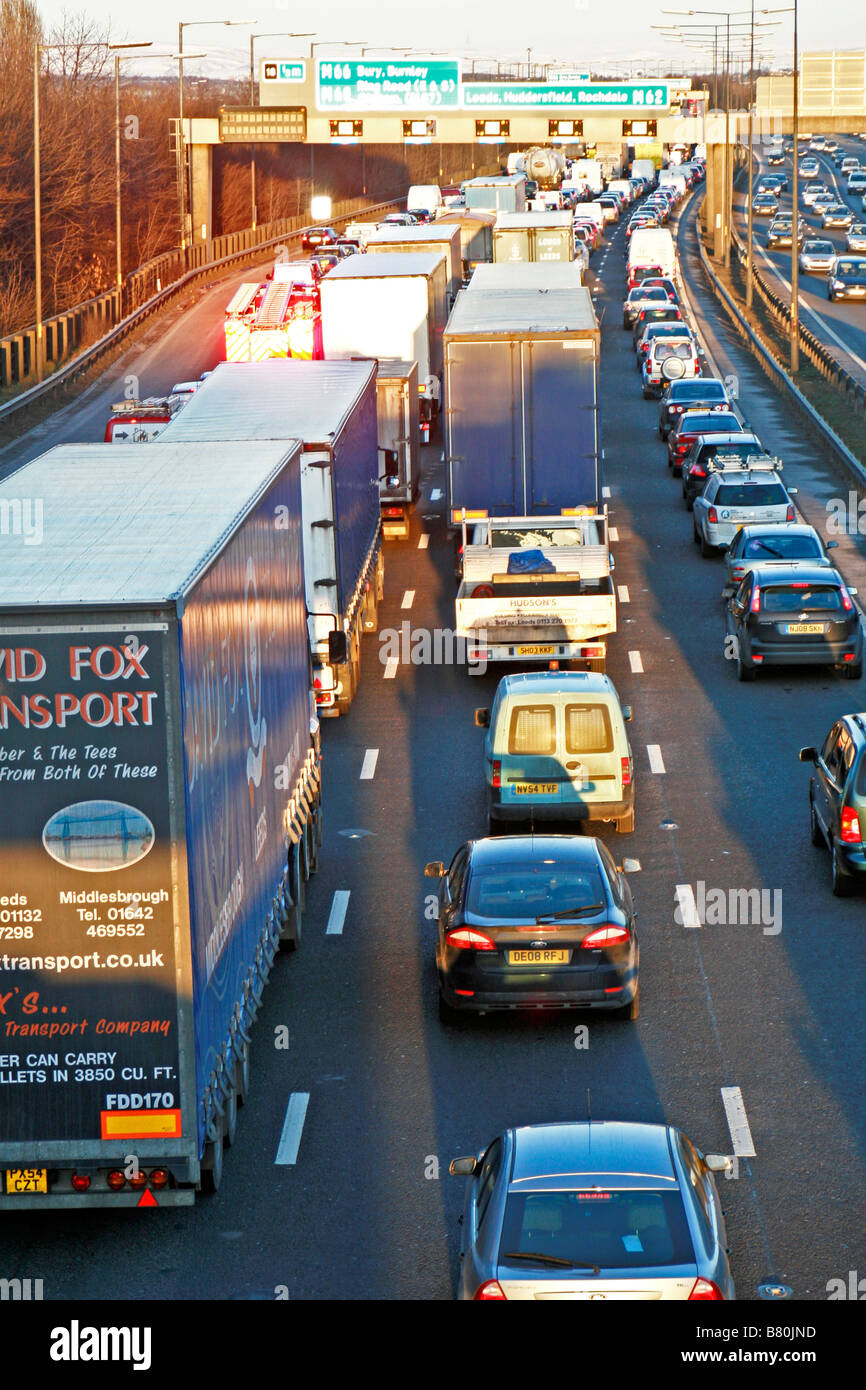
[[4, 189, 866, 1301], [736, 134, 866, 384]]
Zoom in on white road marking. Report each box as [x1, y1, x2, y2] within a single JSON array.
[[675, 883, 701, 929], [628, 650, 644, 673], [618, 584, 631, 603], [401, 589, 415, 609], [418, 533, 429, 549], [609, 526, 619, 542], [383, 656, 399, 680], [325, 890, 351, 936], [721, 1085, 757, 1158], [602, 485, 611, 498], [647, 743, 666, 774], [430, 488, 443, 500], [359, 749, 379, 781], [275, 1092, 310, 1165]]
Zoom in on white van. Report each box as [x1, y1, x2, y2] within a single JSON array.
[[407, 185, 443, 215]]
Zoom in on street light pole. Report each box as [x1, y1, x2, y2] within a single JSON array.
[[33, 41, 42, 382], [249, 32, 314, 228], [746, 0, 755, 307], [112, 45, 154, 294]]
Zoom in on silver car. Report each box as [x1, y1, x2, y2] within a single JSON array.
[[846, 223, 866, 252], [723, 522, 838, 597], [822, 203, 855, 229], [451, 1121, 735, 1301], [799, 239, 838, 273], [693, 461, 798, 557]]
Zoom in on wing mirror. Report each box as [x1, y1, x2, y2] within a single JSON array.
[[788, 486, 799, 496], [703, 1154, 733, 1174], [849, 586, 859, 596], [328, 629, 348, 665], [449, 1156, 478, 1177], [617, 858, 641, 873], [622, 705, 633, 722], [798, 746, 817, 763], [474, 708, 490, 728], [424, 861, 445, 878], [826, 540, 838, 549]]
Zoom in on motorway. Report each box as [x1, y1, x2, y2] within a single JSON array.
[[3, 185, 866, 1301], [735, 132, 866, 384]]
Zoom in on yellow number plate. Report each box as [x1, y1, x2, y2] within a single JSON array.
[[517, 645, 556, 655], [508, 949, 570, 964], [786, 623, 824, 634], [6, 1168, 47, 1194], [512, 783, 558, 795]]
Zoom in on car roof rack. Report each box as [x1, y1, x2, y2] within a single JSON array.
[[706, 454, 782, 474]]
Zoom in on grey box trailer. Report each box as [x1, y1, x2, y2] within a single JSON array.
[[0, 442, 322, 1207], [444, 283, 601, 524], [463, 175, 527, 214], [493, 211, 575, 264], [468, 263, 584, 292], [433, 209, 495, 276], [364, 223, 462, 305]]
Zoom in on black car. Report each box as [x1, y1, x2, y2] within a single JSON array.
[[426, 835, 639, 1022], [631, 304, 683, 350], [799, 715, 866, 895], [658, 378, 730, 438], [726, 564, 862, 682], [301, 225, 338, 251]]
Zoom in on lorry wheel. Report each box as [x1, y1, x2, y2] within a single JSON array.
[[376, 549, 385, 602], [235, 1043, 251, 1107], [281, 843, 305, 951], [223, 1084, 238, 1148], [200, 1120, 225, 1193]]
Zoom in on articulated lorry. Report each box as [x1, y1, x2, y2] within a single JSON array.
[[364, 223, 463, 305], [376, 359, 420, 540], [493, 211, 575, 264], [160, 359, 382, 717], [0, 442, 322, 1208], [444, 276, 601, 525]]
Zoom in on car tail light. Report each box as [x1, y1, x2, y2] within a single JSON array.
[[786, 505, 795, 522], [581, 925, 630, 948], [382, 506, 403, 518], [492, 759, 501, 789], [841, 585, 854, 612], [71, 1173, 91, 1192], [841, 806, 862, 843], [672, 404, 684, 414], [474, 1280, 507, 1300], [581, 646, 604, 658], [107, 1170, 126, 1191], [689, 1278, 724, 1300], [708, 507, 718, 524], [676, 441, 690, 454], [621, 756, 632, 787], [732, 565, 744, 577], [692, 465, 707, 477], [446, 928, 496, 951], [751, 584, 761, 614]]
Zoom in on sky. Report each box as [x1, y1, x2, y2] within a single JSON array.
[[35, 0, 861, 74]]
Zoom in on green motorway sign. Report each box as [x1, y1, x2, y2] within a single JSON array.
[[316, 58, 461, 110], [462, 81, 671, 111]]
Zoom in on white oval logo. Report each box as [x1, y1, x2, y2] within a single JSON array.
[[42, 800, 155, 873]]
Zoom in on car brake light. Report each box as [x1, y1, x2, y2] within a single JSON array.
[[708, 507, 718, 524], [621, 756, 631, 787], [693, 466, 707, 477], [492, 759, 501, 789], [751, 584, 761, 613], [474, 1280, 507, 1300], [841, 585, 854, 612], [689, 1278, 724, 1300], [446, 928, 496, 951], [841, 806, 862, 843], [581, 925, 630, 948], [786, 505, 795, 522]]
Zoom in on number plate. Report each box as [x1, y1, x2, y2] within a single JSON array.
[[6, 1168, 47, 1194], [517, 645, 556, 655], [508, 949, 570, 965], [784, 622, 825, 634], [512, 782, 558, 795]]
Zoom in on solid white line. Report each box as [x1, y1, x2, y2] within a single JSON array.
[[628, 650, 644, 673], [275, 1092, 310, 1165], [383, 656, 399, 680], [325, 890, 351, 936], [401, 589, 415, 609], [602, 485, 611, 498], [430, 487, 443, 500], [618, 584, 631, 603], [359, 749, 379, 781], [609, 526, 619, 542], [675, 883, 701, 929], [647, 744, 666, 774], [721, 1085, 757, 1158], [418, 533, 429, 549]]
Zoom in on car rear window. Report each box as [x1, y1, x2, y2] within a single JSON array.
[[509, 705, 556, 755], [761, 585, 842, 612], [499, 1190, 695, 1270], [655, 342, 693, 360], [680, 413, 739, 434], [675, 381, 725, 400], [699, 442, 761, 464], [465, 863, 605, 921], [564, 704, 613, 754], [743, 535, 820, 560], [716, 483, 787, 507]]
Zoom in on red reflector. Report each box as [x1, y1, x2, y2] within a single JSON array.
[[474, 1280, 507, 1300], [313, 676, 322, 689], [492, 760, 501, 789], [446, 928, 496, 950], [71, 1173, 91, 1192], [581, 925, 630, 948], [604, 986, 624, 994], [786, 505, 795, 522], [454, 989, 475, 997], [841, 806, 862, 843], [689, 1278, 723, 1301], [472, 583, 495, 599]]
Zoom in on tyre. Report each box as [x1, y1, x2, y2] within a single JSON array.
[[619, 985, 639, 1021], [737, 650, 757, 682], [700, 530, 715, 558], [843, 660, 863, 680], [658, 424, 666, 439], [488, 815, 502, 836], [642, 385, 652, 399], [223, 1082, 238, 1148], [200, 1117, 225, 1193], [438, 991, 463, 1025], [832, 840, 853, 896], [693, 520, 701, 546], [235, 1042, 251, 1107], [810, 797, 824, 848], [616, 809, 635, 833]]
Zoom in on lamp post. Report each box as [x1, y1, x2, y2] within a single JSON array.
[[249, 32, 314, 228], [177, 18, 256, 250]]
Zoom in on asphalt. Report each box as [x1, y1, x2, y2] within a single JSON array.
[[3, 180, 866, 1303]]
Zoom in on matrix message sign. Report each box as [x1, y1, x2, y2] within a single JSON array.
[[316, 58, 461, 110], [462, 82, 671, 111]]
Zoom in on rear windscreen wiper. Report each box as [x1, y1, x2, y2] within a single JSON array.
[[503, 1251, 601, 1273], [535, 902, 605, 922]]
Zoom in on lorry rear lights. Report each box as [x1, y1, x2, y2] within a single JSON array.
[[128, 1171, 148, 1190], [71, 1174, 91, 1192], [841, 806, 862, 843], [472, 584, 495, 599], [149, 1169, 169, 1189], [107, 1170, 126, 1191], [582, 646, 604, 658], [492, 760, 501, 788]]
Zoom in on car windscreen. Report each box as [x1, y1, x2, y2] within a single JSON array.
[[803, 242, 834, 254], [465, 863, 606, 921], [760, 585, 843, 612], [716, 483, 787, 507], [836, 263, 866, 283], [499, 1190, 695, 1271], [743, 535, 821, 560]]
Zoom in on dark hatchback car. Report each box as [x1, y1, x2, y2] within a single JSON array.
[[726, 565, 862, 682], [681, 434, 766, 508], [666, 410, 741, 474], [658, 378, 730, 438], [300, 225, 338, 251], [426, 835, 639, 1023], [800, 714, 866, 895], [631, 304, 683, 349]]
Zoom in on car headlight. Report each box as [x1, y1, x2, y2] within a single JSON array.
[[833, 280, 846, 289]]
